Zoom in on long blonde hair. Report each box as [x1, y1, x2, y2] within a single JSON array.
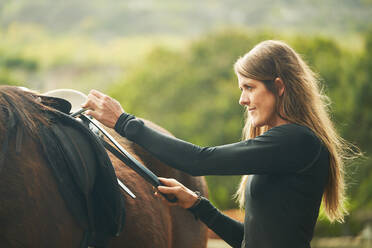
[[234, 40, 359, 223]]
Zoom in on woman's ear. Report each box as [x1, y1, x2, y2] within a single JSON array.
[[274, 77, 285, 96]]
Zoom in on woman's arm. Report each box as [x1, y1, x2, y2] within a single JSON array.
[[115, 113, 322, 176], [157, 178, 244, 248], [82, 90, 322, 176], [189, 197, 244, 248]]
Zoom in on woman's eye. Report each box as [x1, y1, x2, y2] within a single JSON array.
[[239, 85, 252, 91]]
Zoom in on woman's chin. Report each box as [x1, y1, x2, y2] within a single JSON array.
[[251, 120, 259, 128], [251, 119, 265, 128]]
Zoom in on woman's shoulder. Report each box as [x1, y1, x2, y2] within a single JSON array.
[[267, 123, 318, 139], [257, 123, 325, 171], [259, 123, 322, 150]]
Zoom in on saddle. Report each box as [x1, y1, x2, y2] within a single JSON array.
[[38, 96, 126, 248]]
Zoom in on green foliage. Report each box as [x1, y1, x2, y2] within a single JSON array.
[[345, 30, 372, 212], [0, 49, 36, 86], [0, 68, 18, 86], [0, 25, 186, 91], [1, 0, 371, 37]]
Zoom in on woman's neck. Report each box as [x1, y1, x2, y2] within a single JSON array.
[[267, 116, 291, 129]]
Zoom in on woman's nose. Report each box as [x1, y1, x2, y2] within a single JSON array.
[[239, 92, 250, 106]]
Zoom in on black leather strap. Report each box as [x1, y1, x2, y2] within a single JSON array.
[[101, 139, 159, 187], [101, 138, 177, 203]]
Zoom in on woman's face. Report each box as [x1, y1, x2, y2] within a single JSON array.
[[238, 75, 284, 128]]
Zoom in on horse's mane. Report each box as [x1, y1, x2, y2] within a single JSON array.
[[0, 85, 57, 147]]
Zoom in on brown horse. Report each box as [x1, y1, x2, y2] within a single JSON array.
[[0, 85, 208, 248]]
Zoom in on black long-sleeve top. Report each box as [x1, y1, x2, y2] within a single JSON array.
[[114, 113, 330, 248]]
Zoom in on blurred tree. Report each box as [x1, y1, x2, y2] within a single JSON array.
[[0, 46, 39, 86], [347, 30, 372, 210]]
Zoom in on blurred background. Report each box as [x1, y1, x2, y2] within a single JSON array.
[[1, 0, 371, 247]]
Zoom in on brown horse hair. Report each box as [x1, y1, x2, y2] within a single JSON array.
[[0, 86, 58, 144]]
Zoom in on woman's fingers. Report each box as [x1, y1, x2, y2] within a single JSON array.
[[158, 185, 180, 194], [158, 177, 181, 187], [82, 92, 100, 109], [156, 186, 181, 206], [82, 94, 102, 120], [156, 178, 199, 208], [89, 89, 105, 98], [85, 109, 100, 120], [80, 89, 125, 128]]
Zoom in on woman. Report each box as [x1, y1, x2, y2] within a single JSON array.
[[83, 40, 352, 248]]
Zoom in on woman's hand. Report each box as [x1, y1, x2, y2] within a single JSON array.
[[156, 177, 199, 209], [81, 89, 125, 128]]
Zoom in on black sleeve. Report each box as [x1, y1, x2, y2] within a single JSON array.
[[114, 113, 322, 176], [188, 197, 244, 248]]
